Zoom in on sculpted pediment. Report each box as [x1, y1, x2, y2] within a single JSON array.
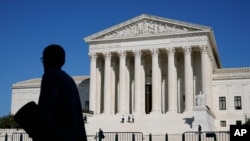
[[85, 14, 211, 42]]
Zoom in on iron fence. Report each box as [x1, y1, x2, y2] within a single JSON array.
[[95, 132, 143, 141], [182, 131, 230, 141], [12, 133, 32, 141]]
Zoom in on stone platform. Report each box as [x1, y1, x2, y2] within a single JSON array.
[[84, 112, 196, 136]]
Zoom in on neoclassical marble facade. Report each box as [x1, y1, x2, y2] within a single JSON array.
[[85, 14, 220, 115]]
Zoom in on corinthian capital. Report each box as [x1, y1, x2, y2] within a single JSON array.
[[89, 52, 97, 62], [199, 45, 208, 54], [118, 51, 126, 60], [150, 48, 159, 57], [103, 52, 111, 60], [166, 47, 175, 56], [182, 46, 192, 55], [133, 50, 141, 59]]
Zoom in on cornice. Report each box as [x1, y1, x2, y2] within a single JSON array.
[[213, 67, 250, 80], [88, 35, 209, 54]]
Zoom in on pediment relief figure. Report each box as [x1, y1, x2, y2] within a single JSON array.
[[94, 19, 199, 40]]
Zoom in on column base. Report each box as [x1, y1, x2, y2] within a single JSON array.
[[150, 110, 161, 115], [166, 110, 178, 114], [116, 112, 127, 116], [184, 109, 193, 113], [102, 111, 112, 115]]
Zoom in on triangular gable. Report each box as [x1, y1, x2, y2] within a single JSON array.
[[84, 14, 212, 42]]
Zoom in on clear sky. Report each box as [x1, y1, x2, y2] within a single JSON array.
[[0, 0, 250, 117]]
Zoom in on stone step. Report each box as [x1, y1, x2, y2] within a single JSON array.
[[85, 113, 195, 135]]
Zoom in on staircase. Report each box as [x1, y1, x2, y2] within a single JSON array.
[[84, 112, 195, 135]]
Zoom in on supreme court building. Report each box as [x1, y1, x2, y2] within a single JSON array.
[[12, 14, 250, 138], [84, 14, 250, 134]]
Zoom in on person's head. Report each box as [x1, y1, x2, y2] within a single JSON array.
[[42, 44, 65, 72]]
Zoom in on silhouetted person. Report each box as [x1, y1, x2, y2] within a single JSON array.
[[128, 115, 131, 122], [83, 115, 87, 123], [38, 44, 87, 141], [198, 124, 202, 132], [98, 128, 105, 141], [121, 115, 124, 123]]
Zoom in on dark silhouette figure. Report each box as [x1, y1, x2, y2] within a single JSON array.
[[198, 124, 202, 132], [131, 115, 134, 123], [83, 115, 87, 123], [98, 128, 105, 141], [37, 44, 87, 141], [121, 115, 124, 123], [128, 115, 131, 122]]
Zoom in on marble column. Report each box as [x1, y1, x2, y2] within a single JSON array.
[[125, 59, 131, 114], [96, 60, 102, 114], [140, 55, 145, 114], [89, 53, 97, 114], [151, 48, 161, 114], [133, 50, 142, 113], [118, 51, 126, 114], [183, 46, 193, 112], [167, 47, 177, 113], [103, 52, 111, 114], [200, 45, 210, 106]]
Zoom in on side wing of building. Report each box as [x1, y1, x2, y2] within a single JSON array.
[[11, 76, 90, 115]]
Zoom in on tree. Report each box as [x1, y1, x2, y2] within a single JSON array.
[[0, 114, 20, 128]]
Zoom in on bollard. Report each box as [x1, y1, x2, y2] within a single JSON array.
[[198, 132, 201, 141], [20, 133, 23, 141], [132, 133, 135, 141], [182, 133, 185, 141], [149, 133, 152, 141], [115, 133, 118, 141], [165, 133, 168, 141], [5, 133, 8, 141]]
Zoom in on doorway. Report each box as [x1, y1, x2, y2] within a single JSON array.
[[145, 84, 152, 114]]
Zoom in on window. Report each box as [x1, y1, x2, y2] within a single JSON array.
[[219, 97, 226, 110], [234, 96, 242, 110], [220, 121, 226, 127]]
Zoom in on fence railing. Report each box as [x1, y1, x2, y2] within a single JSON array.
[[182, 131, 230, 141], [12, 133, 32, 141], [95, 132, 143, 141], [1, 131, 230, 141]]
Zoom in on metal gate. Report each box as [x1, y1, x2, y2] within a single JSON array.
[[95, 132, 143, 141], [182, 131, 229, 141]]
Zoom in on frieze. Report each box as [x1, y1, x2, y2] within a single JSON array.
[[90, 36, 208, 51], [94, 19, 199, 40]]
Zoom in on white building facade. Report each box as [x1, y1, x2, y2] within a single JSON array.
[[11, 14, 250, 139], [84, 14, 250, 134], [85, 14, 220, 116]]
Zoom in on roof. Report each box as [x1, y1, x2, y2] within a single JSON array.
[[84, 14, 212, 42]]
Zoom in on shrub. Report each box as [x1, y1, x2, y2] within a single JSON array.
[[0, 114, 20, 128]]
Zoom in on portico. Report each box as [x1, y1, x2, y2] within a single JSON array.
[[85, 14, 220, 116], [88, 46, 212, 115]]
